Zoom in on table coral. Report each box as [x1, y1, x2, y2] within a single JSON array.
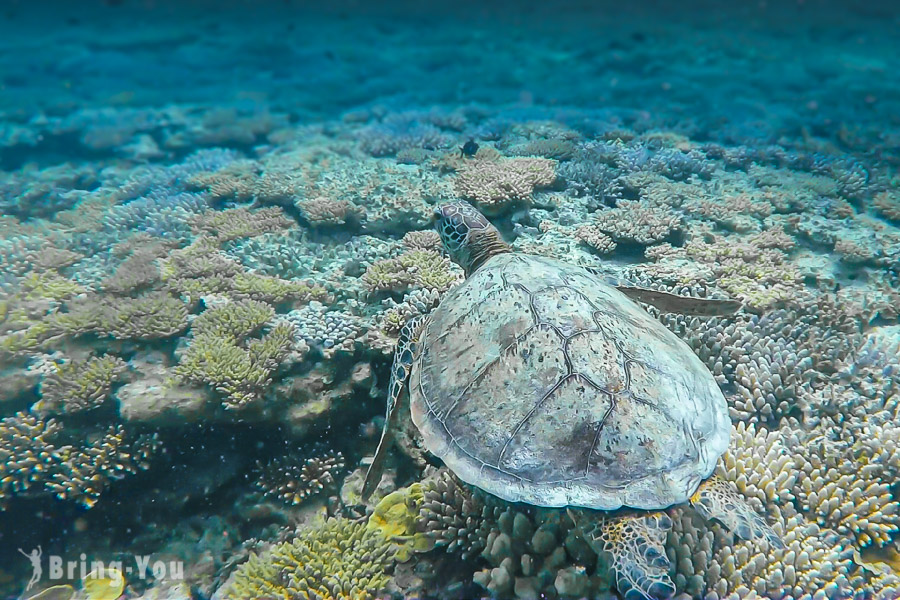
[[295, 197, 364, 227], [455, 156, 558, 212], [591, 200, 684, 245], [192, 206, 294, 242]]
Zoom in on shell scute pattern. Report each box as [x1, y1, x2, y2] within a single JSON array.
[[410, 253, 730, 510]]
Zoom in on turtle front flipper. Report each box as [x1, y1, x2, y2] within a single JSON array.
[[569, 509, 675, 600], [690, 476, 784, 548], [615, 285, 742, 316], [362, 315, 428, 500]]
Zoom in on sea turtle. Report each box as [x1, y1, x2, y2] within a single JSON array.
[[363, 200, 782, 600]]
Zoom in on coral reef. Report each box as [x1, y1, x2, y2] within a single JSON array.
[[1, 24, 899, 596], [363, 249, 461, 294]]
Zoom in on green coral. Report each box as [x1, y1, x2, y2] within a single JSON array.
[[21, 272, 86, 302], [363, 250, 460, 293], [192, 206, 293, 242], [36, 355, 128, 414], [161, 236, 331, 305], [222, 518, 396, 600], [53, 292, 190, 340], [175, 300, 294, 409]]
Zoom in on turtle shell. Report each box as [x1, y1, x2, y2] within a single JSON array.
[[409, 253, 731, 511]]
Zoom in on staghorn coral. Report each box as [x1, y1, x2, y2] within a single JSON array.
[[255, 451, 345, 506], [36, 355, 128, 415], [47, 425, 159, 509], [455, 157, 558, 212], [221, 517, 396, 600], [175, 299, 294, 409]]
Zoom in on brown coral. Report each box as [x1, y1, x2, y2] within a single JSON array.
[[455, 157, 558, 212]]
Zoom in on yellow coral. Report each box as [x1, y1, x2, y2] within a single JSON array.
[[36, 355, 128, 414], [175, 301, 294, 409], [222, 518, 396, 600], [367, 483, 432, 561], [363, 250, 461, 294]]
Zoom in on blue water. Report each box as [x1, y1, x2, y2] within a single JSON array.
[[1, 1, 899, 599]]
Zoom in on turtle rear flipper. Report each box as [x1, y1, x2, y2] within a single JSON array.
[[362, 315, 428, 500], [690, 476, 784, 548], [569, 509, 676, 600], [615, 285, 742, 316], [582, 267, 742, 316]]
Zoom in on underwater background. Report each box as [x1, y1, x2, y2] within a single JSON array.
[[1, 0, 899, 598]]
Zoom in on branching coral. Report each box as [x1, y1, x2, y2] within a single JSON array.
[[36, 355, 128, 415], [255, 451, 345, 506], [175, 300, 294, 409], [221, 518, 396, 600], [873, 190, 900, 222], [455, 157, 558, 212], [0, 414, 158, 509], [413, 470, 607, 599], [573, 224, 618, 254], [161, 237, 331, 306], [645, 232, 805, 311], [379, 288, 442, 334], [276, 302, 361, 357], [47, 425, 159, 509]]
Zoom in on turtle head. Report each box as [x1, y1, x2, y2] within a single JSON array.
[[434, 201, 510, 276]]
